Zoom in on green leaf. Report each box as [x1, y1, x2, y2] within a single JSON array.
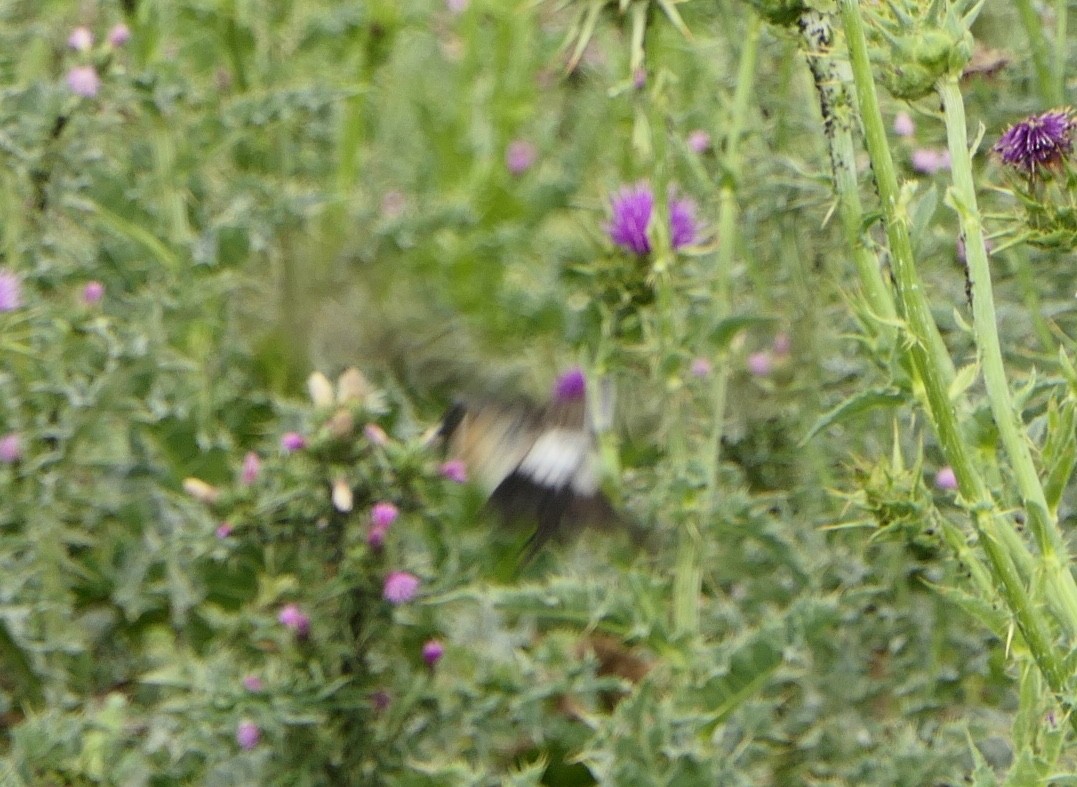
[[800, 388, 906, 445]]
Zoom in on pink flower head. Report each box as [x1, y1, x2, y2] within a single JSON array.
[[422, 639, 445, 667], [505, 139, 537, 175], [66, 66, 100, 98], [935, 466, 957, 490], [278, 603, 311, 636], [687, 129, 711, 154], [993, 109, 1073, 175], [747, 351, 773, 377], [0, 433, 21, 463], [439, 459, 467, 483], [910, 148, 951, 174], [608, 183, 654, 255], [107, 23, 131, 48], [669, 194, 698, 250], [241, 451, 261, 485], [215, 522, 233, 539], [82, 281, 104, 305], [242, 675, 263, 692], [280, 432, 306, 453], [893, 111, 915, 138], [772, 332, 791, 356], [0, 269, 22, 311], [383, 571, 420, 604], [236, 720, 260, 750], [67, 27, 93, 52], [553, 367, 586, 402], [690, 357, 712, 378], [371, 502, 399, 529], [367, 525, 387, 550], [363, 423, 389, 446]]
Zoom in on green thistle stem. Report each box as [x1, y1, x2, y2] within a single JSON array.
[[938, 74, 1077, 634], [839, 0, 1073, 724]]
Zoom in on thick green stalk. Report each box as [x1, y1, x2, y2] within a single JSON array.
[[938, 75, 1077, 634], [839, 0, 1073, 722]]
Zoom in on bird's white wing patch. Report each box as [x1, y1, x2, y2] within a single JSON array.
[[518, 429, 590, 489]]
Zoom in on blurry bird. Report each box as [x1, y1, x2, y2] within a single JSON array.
[[437, 367, 632, 560]]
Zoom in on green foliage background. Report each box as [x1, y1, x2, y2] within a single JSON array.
[[0, 0, 1074, 784]]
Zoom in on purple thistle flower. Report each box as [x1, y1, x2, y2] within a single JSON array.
[[280, 432, 306, 453], [669, 194, 698, 250], [747, 351, 773, 377], [371, 502, 399, 529], [993, 109, 1073, 175], [935, 466, 957, 490], [240, 452, 260, 485], [607, 183, 654, 255], [242, 675, 263, 692], [67, 27, 93, 52], [687, 129, 711, 154], [553, 367, 586, 402], [278, 603, 311, 636], [910, 148, 951, 174], [505, 139, 537, 175], [383, 571, 420, 604], [0, 433, 21, 463], [893, 111, 915, 138], [236, 720, 260, 750], [690, 357, 712, 378], [107, 23, 131, 48], [370, 689, 391, 712], [439, 459, 467, 483], [0, 269, 21, 311], [422, 639, 445, 667], [215, 522, 233, 539], [82, 281, 104, 305], [66, 66, 100, 98]]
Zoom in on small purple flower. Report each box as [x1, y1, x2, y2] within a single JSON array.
[[280, 432, 306, 453], [67, 27, 93, 52], [993, 109, 1073, 175], [607, 183, 654, 255], [380, 190, 406, 220], [242, 675, 263, 692], [236, 720, 260, 750], [910, 148, 951, 174], [0, 269, 21, 311], [66, 66, 100, 98], [371, 502, 399, 529], [107, 23, 131, 48], [364, 423, 389, 446], [241, 452, 260, 485], [893, 111, 915, 138], [632, 67, 646, 90], [278, 603, 311, 636], [215, 521, 233, 539], [439, 459, 468, 483], [687, 129, 711, 154], [505, 140, 536, 175], [370, 689, 392, 712], [669, 194, 698, 250], [367, 525, 387, 550], [82, 281, 104, 305], [935, 466, 957, 490], [747, 351, 773, 377], [0, 433, 21, 463], [690, 358, 712, 378], [422, 639, 445, 667], [553, 367, 586, 402], [383, 571, 420, 604]]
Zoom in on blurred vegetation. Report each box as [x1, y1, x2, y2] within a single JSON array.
[[0, 0, 1075, 784]]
